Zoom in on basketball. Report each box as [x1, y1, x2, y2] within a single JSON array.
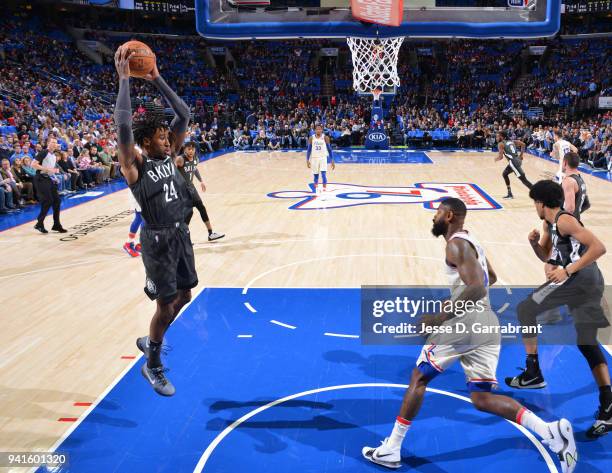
[[122, 40, 155, 78]]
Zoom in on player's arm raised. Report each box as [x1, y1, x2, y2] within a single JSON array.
[[145, 58, 190, 156], [325, 135, 335, 170], [113, 46, 139, 186], [547, 214, 607, 282], [495, 142, 505, 161], [528, 221, 553, 262]]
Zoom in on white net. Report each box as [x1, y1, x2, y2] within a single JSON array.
[[346, 36, 404, 93]]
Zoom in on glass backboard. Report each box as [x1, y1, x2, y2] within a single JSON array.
[[195, 0, 560, 39]]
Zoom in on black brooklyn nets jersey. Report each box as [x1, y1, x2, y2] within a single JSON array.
[[129, 154, 190, 225], [503, 140, 520, 162], [179, 156, 199, 187], [565, 173, 590, 220], [548, 210, 586, 267]]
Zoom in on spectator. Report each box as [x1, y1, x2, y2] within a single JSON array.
[[11, 157, 36, 204], [76, 149, 98, 187], [0, 184, 18, 214], [0, 158, 25, 207]]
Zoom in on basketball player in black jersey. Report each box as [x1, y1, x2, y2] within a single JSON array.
[[561, 151, 590, 220], [505, 180, 612, 438], [175, 141, 224, 241], [114, 46, 196, 396], [495, 131, 532, 199], [537, 151, 590, 325]]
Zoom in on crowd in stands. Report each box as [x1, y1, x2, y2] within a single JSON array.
[[0, 7, 611, 214]]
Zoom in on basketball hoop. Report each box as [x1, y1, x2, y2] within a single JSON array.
[[347, 36, 404, 93]]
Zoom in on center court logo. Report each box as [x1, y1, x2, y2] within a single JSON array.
[[267, 182, 501, 210]]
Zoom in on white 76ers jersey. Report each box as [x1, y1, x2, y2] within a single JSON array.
[[556, 139, 572, 182], [311, 135, 328, 159], [445, 231, 490, 306], [557, 139, 572, 161]]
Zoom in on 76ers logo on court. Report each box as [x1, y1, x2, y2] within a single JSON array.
[[267, 183, 501, 210]]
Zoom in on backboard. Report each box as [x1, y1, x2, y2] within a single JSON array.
[[195, 0, 561, 40]]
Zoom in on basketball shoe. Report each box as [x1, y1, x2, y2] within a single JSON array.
[[208, 232, 225, 241], [505, 367, 547, 389], [123, 242, 139, 257], [137, 336, 171, 360], [141, 364, 175, 397], [587, 398, 612, 438], [362, 438, 401, 469], [542, 419, 578, 473]]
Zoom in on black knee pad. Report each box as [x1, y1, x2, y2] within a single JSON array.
[[577, 344, 607, 370], [517, 299, 536, 325], [517, 299, 541, 339]]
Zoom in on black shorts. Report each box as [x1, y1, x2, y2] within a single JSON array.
[[140, 222, 198, 304], [524, 263, 609, 328], [504, 159, 525, 178]]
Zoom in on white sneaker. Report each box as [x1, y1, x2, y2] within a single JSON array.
[[542, 419, 578, 473], [208, 232, 225, 242], [362, 437, 401, 469]]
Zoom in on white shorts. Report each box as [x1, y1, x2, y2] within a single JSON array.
[[128, 189, 141, 212], [311, 157, 328, 174], [416, 309, 501, 391]]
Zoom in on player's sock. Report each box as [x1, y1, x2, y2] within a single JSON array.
[[128, 232, 136, 243], [600, 385, 612, 404], [516, 407, 552, 440], [387, 416, 411, 449], [208, 229, 213, 236], [526, 353, 541, 374], [147, 340, 163, 369]]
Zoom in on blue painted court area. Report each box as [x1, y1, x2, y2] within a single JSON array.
[[42, 288, 612, 473], [334, 149, 433, 164]]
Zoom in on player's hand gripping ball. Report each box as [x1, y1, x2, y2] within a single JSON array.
[[121, 40, 156, 79]]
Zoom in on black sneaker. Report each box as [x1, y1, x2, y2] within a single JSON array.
[[503, 193, 514, 199], [34, 223, 48, 234], [51, 225, 68, 233], [586, 400, 612, 438], [141, 364, 175, 396], [505, 368, 547, 389]]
